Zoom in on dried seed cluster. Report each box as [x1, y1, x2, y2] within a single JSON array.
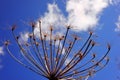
[[5, 21, 110, 80]]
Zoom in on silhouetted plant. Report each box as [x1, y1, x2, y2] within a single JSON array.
[[4, 20, 111, 80]]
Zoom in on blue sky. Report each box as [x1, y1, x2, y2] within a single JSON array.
[[0, 0, 120, 80]]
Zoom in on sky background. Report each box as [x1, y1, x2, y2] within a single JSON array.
[[0, 0, 120, 80]]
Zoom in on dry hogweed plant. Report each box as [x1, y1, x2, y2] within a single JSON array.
[[4, 20, 111, 80]]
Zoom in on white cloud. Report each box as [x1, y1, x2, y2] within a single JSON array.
[[33, 0, 110, 37], [0, 47, 4, 55], [66, 0, 109, 31], [41, 3, 66, 29], [115, 16, 120, 32], [19, 0, 111, 66], [34, 3, 66, 37], [25, 0, 111, 63], [19, 1, 112, 64]]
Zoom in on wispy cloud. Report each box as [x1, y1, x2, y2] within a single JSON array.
[[115, 16, 120, 32]]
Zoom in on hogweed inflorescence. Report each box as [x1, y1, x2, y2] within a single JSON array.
[[5, 20, 111, 80]]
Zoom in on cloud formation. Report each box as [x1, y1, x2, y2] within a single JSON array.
[[34, 3, 67, 37], [40, 3, 66, 32], [34, 0, 110, 34], [19, 0, 112, 56], [66, 0, 109, 31], [115, 16, 120, 32]]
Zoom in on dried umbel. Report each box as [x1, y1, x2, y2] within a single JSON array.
[[5, 21, 111, 80]]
